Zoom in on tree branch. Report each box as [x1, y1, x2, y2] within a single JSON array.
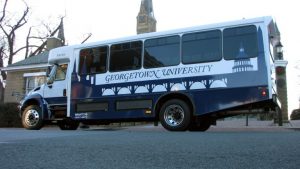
[[0, 0, 8, 23], [0, 24, 9, 37], [24, 27, 31, 59], [29, 21, 61, 56], [13, 44, 40, 56], [12, 6, 29, 30], [28, 36, 48, 40], [81, 33, 92, 44]]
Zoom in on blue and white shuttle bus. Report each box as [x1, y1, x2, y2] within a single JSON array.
[[20, 16, 282, 131]]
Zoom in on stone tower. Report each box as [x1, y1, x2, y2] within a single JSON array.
[[273, 23, 288, 122], [137, 0, 156, 34], [46, 18, 65, 51]]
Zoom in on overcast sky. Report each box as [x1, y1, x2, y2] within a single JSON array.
[[6, 0, 300, 113]]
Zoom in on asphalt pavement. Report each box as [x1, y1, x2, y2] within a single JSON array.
[[1, 121, 300, 169]]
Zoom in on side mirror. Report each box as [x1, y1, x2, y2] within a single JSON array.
[[46, 66, 52, 77], [46, 65, 57, 85], [47, 76, 55, 85]]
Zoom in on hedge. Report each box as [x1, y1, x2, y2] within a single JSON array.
[[0, 103, 22, 128], [290, 109, 300, 120]]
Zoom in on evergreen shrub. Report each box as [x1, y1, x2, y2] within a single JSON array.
[[0, 103, 22, 127]]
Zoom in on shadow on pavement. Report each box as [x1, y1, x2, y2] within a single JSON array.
[[81, 127, 126, 132]]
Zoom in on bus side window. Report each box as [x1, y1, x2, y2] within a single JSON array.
[[79, 46, 108, 75], [109, 41, 142, 72], [182, 30, 222, 64], [223, 25, 258, 60], [90, 46, 107, 74], [144, 35, 180, 69]]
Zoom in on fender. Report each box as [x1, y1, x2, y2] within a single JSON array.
[[154, 91, 196, 117], [20, 93, 51, 120]]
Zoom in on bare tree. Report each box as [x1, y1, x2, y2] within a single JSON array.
[[26, 18, 64, 58], [0, 0, 92, 103], [0, 0, 30, 65], [0, 0, 26, 102], [0, 0, 64, 102]]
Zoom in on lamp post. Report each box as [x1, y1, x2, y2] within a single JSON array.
[[274, 42, 288, 126], [276, 42, 283, 60]]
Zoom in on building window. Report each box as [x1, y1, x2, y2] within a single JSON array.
[[223, 25, 258, 60], [144, 35, 180, 68], [182, 30, 222, 64], [79, 46, 108, 74], [110, 41, 142, 72], [24, 75, 46, 94]]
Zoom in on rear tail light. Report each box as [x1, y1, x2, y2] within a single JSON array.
[[260, 87, 268, 97]]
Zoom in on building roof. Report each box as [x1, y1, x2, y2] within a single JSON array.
[[2, 51, 49, 71], [9, 51, 49, 67]]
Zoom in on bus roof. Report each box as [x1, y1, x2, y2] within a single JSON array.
[[49, 16, 274, 63], [78, 16, 273, 48]]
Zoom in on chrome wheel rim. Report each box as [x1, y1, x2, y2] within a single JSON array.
[[24, 109, 40, 127], [164, 104, 184, 127]]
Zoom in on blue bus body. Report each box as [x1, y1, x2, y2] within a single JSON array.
[[20, 16, 281, 131]]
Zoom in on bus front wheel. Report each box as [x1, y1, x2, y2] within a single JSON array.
[[159, 99, 191, 131], [22, 105, 44, 130]]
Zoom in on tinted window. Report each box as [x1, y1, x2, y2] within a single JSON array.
[[182, 30, 222, 64], [223, 25, 258, 60], [144, 36, 180, 68], [110, 41, 142, 72], [79, 46, 107, 74]]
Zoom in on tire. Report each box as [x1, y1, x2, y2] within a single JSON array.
[[159, 99, 191, 131], [58, 119, 79, 130], [22, 105, 44, 130]]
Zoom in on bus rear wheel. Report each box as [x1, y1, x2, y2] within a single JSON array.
[[159, 99, 191, 131], [189, 121, 211, 132], [58, 119, 79, 130]]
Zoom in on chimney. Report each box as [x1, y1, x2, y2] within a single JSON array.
[[46, 37, 62, 51]]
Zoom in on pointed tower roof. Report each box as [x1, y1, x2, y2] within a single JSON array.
[[141, 0, 155, 18], [57, 18, 65, 45], [274, 22, 280, 37]]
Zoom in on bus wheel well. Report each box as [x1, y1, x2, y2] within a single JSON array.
[[154, 93, 194, 120], [22, 99, 40, 112]]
